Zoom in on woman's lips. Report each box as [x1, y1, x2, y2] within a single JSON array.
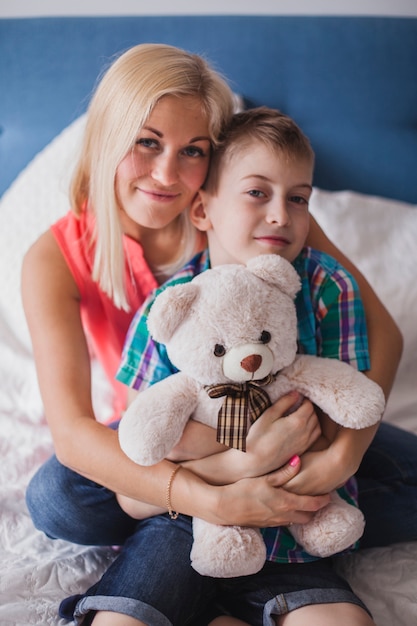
[[137, 187, 180, 202]]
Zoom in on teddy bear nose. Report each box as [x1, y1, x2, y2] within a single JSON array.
[[240, 354, 262, 373]]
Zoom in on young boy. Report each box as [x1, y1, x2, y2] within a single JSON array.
[[116, 108, 375, 625]]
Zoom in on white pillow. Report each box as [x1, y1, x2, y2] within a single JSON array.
[[309, 188, 417, 433], [0, 115, 86, 351], [0, 115, 119, 422]]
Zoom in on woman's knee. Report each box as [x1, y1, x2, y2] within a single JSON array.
[[25, 455, 133, 544], [26, 455, 74, 537]]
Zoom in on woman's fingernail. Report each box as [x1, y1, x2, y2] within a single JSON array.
[[289, 455, 300, 467]]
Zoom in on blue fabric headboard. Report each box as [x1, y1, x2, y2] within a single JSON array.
[[1, 16, 416, 202]]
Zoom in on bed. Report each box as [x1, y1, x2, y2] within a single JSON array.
[[0, 15, 417, 626]]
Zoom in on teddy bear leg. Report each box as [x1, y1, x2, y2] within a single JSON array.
[[289, 491, 365, 558], [190, 517, 266, 578]]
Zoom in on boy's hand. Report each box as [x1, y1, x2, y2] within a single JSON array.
[[243, 394, 321, 478]]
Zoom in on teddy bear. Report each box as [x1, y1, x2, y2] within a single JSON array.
[[118, 254, 385, 578]]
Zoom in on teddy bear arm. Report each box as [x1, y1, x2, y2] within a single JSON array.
[[280, 355, 385, 430], [118, 372, 201, 466]]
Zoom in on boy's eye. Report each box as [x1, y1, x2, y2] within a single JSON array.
[[290, 195, 308, 205], [214, 344, 226, 357], [183, 146, 206, 158]]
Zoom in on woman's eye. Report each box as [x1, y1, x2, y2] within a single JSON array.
[[259, 330, 271, 344], [136, 137, 159, 149], [214, 344, 226, 357]]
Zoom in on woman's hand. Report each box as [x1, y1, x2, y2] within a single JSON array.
[[208, 457, 330, 528], [282, 448, 343, 495], [283, 423, 378, 496], [116, 454, 330, 529]]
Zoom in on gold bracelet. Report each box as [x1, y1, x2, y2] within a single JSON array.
[[166, 465, 182, 520]]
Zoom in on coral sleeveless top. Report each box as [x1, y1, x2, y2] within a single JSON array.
[[51, 210, 158, 420]]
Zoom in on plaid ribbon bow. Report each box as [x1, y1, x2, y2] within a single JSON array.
[[205, 374, 274, 451]]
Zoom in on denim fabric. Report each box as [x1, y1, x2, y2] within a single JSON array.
[[26, 453, 137, 545], [26, 421, 417, 623], [357, 421, 417, 548], [213, 560, 371, 626], [59, 518, 368, 626], [60, 515, 217, 626]]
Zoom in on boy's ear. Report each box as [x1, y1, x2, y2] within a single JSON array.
[[190, 190, 212, 231]]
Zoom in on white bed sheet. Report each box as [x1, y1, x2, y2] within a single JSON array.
[[1, 120, 417, 625], [0, 333, 116, 626]]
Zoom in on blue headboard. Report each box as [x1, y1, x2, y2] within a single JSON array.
[[1, 16, 416, 202]]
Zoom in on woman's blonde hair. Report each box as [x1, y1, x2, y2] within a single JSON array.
[[70, 43, 234, 309]]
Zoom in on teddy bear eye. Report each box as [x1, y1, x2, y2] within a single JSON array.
[[259, 330, 271, 344], [214, 344, 226, 357]]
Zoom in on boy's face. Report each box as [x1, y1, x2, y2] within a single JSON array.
[[191, 141, 313, 267]]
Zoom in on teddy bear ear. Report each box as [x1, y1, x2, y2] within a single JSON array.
[[246, 254, 301, 299], [147, 283, 200, 344]]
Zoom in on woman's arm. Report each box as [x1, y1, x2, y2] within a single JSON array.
[[22, 230, 328, 526]]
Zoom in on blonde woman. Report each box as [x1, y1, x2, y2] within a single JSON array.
[[22, 44, 404, 626]]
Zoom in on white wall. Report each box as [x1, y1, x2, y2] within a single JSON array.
[[1, 0, 417, 18]]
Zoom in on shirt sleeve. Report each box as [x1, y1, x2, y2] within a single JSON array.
[[116, 289, 178, 391], [115, 249, 209, 390], [295, 249, 370, 371]]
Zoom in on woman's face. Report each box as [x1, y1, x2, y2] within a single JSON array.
[[115, 95, 211, 236]]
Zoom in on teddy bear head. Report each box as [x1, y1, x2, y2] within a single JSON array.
[[147, 255, 301, 386]]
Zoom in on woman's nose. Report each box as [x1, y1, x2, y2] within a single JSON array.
[[151, 153, 179, 186]]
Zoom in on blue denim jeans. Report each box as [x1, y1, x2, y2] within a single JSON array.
[[26, 422, 417, 623], [59, 514, 217, 626], [58, 514, 369, 626], [356, 421, 417, 548]]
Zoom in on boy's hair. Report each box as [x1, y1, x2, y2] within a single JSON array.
[[70, 43, 234, 310], [204, 107, 315, 194]]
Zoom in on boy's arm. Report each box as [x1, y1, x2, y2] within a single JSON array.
[[285, 216, 403, 496], [286, 240, 394, 496], [307, 215, 403, 399]]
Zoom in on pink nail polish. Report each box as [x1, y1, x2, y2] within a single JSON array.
[[289, 455, 300, 467]]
